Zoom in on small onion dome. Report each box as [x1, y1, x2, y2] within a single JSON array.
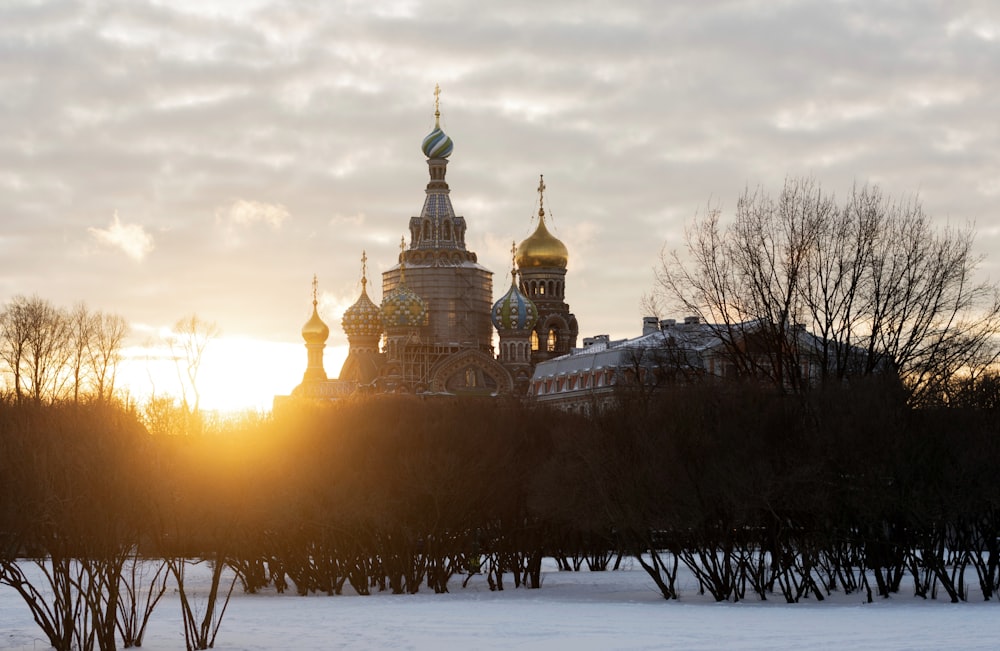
[[421, 126, 453, 159], [516, 214, 568, 269], [492, 281, 538, 332], [342, 279, 383, 338], [301, 302, 330, 344], [380, 283, 427, 328]]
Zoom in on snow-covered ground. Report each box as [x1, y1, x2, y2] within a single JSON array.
[[1, 558, 996, 650]]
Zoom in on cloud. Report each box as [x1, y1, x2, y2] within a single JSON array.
[[88, 211, 155, 261], [216, 199, 291, 229], [5, 0, 1000, 350]]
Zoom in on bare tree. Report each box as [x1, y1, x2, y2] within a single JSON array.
[[655, 179, 1000, 403], [0, 296, 72, 403], [168, 314, 220, 416], [67, 303, 95, 403], [0, 296, 32, 400], [88, 311, 129, 402], [26, 299, 71, 403]]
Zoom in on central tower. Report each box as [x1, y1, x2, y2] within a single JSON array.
[[381, 86, 494, 353]]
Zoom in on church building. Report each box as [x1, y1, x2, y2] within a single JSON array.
[[281, 88, 578, 402], [278, 88, 881, 412]]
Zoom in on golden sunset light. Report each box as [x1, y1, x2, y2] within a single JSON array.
[[117, 338, 349, 413], [3, 1, 999, 417], [5, 4, 1000, 651]]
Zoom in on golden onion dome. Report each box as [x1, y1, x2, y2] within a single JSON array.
[[302, 275, 330, 344], [302, 302, 330, 345], [516, 212, 568, 269], [517, 174, 568, 270]]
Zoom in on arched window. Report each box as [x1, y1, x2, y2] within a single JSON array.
[[547, 328, 557, 352], [423, 221, 431, 240], [443, 221, 451, 240], [531, 330, 540, 351], [539, 283, 545, 296]]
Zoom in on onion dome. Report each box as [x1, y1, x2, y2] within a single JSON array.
[[494, 241, 538, 331], [421, 126, 453, 159], [380, 239, 427, 328], [516, 175, 568, 269], [302, 276, 330, 344], [421, 84, 454, 159], [492, 280, 538, 332], [381, 284, 426, 328], [342, 252, 383, 339]]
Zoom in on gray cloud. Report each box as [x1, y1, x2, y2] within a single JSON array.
[[2, 0, 999, 351]]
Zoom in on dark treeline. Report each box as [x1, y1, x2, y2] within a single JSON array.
[[2, 384, 1000, 647]]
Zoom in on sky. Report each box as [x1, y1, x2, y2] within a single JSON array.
[[3, 1, 1000, 409]]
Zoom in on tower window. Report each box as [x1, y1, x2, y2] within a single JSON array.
[[547, 328, 557, 352], [531, 330, 539, 351], [539, 284, 545, 296], [443, 221, 451, 240], [423, 221, 431, 240]]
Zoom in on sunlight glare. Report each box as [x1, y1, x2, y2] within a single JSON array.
[[119, 337, 349, 413]]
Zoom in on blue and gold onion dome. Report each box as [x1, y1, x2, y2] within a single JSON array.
[[492, 281, 538, 332], [301, 302, 330, 345], [421, 125, 453, 159], [342, 279, 383, 338], [380, 283, 427, 328]]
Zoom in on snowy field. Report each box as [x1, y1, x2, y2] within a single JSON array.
[[1, 558, 996, 650]]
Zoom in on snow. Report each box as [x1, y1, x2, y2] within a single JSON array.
[[2, 558, 996, 650]]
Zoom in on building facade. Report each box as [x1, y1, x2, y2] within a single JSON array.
[[282, 89, 577, 403]]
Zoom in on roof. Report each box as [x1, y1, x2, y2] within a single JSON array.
[[531, 321, 724, 381]]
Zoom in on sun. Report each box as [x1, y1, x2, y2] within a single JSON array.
[[119, 337, 349, 414]]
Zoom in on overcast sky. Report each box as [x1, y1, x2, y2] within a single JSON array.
[[3, 0, 1000, 361]]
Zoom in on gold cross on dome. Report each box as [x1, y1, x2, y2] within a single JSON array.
[[399, 236, 407, 283], [434, 84, 441, 126], [537, 174, 546, 216], [510, 240, 517, 276], [311, 274, 318, 305], [360, 250, 368, 287]]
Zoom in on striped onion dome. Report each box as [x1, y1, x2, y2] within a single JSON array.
[[342, 276, 383, 339], [491, 280, 538, 332], [421, 126, 453, 159]]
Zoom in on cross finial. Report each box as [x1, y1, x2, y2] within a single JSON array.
[[510, 240, 518, 278], [537, 174, 546, 218], [360, 250, 368, 288], [399, 236, 407, 284], [434, 84, 441, 128], [311, 274, 318, 306]]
